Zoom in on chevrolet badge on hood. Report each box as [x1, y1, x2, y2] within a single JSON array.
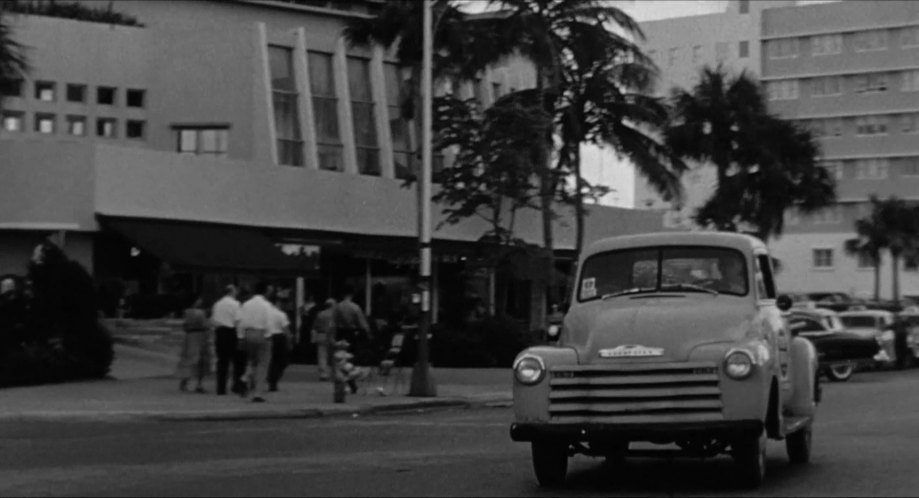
[[599, 345, 664, 358]]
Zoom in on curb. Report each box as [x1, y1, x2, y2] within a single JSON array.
[[0, 396, 512, 423]]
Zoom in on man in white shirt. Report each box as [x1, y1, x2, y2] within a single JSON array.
[[211, 285, 241, 395], [237, 281, 274, 402], [266, 297, 292, 392]]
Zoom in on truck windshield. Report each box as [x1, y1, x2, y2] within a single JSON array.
[[578, 246, 749, 302]]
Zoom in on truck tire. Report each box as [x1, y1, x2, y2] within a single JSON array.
[[733, 431, 766, 489], [786, 423, 812, 464], [826, 364, 853, 382], [531, 441, 568, 487]]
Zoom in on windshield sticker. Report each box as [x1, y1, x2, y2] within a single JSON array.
[[582, 278, 596, 298]]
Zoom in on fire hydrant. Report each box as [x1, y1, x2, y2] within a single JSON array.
[[332, 340, 359, 403]]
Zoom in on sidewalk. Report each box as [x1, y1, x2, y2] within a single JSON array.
[[0, 344, 513, 422]]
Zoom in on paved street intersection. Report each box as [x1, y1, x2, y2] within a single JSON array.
[[2, 367, 919, 496]]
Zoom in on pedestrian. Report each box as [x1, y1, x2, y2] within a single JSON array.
[[266, 296, 292, 392], [211, 284, 241, 395], [312, 298, 337, 381], [177, 295, 212, 393], [236, 281, 273, 402], [299, 296, 318, 347], [334, 290, 371, 363]]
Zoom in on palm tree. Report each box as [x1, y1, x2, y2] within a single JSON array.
[[558, 52, 686, 259], [667, 66, 836, 242], [845, 197, 887, 301], [877, 197, 918, 304], [0, 7, 29, 111]]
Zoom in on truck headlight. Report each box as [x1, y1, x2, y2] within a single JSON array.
[[514, 356, 546, 385], [723, 350, 754, 380], [547, 324, 561, 339]]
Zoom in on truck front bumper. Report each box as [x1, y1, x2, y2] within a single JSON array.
[[510, 420, 764, 443]]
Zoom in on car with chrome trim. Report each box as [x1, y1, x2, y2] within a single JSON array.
[[784, 307, 880, 381], [510, 232, 818, 489], [837, 309, 896, 366]]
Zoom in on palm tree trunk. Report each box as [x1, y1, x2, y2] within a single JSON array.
[[573, 145, 585, 261], [873, 256, 881, 301], [892, 252, 900, 304]]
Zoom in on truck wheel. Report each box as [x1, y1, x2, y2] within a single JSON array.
[[826, 364, 853, 382], [733, 431, 766, 489], [786, 423, 812, 464], [531, 441, 568, 487]]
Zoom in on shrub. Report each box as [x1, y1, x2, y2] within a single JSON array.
[[429, 316, 536, 368], [0, 241, 116, 387]]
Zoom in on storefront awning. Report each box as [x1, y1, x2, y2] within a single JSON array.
[[99, 216, 320, 275]]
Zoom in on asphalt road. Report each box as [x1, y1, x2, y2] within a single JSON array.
[[3, 368, 919, 497]]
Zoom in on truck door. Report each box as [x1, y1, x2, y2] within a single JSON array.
[[756, 253, 792, 399]]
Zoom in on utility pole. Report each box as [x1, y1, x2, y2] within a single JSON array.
[[409, 0, 437, 397]]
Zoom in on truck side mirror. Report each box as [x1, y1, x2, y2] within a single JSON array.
[[777, 294, 793, 312]]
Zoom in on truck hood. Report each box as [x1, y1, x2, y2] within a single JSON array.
[[564, 297, 756, 363]]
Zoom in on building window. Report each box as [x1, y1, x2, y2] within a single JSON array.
[[901, 27, 919, 48], [739, 0, 749, 14], [668, 47, 679, 67], [126, 120, 145, 139], [812, 34, 843, 56], [855, 158, 889, 180], [1, 111, 24, 132], [767, 79, 799, 101], [854, 29, 888, 52], [347, 56, 380, 176], [857, 252, 875, 269], [97, 86, 117, 105], [767, 38, 798, 59], [34, 113, 55, 134], [66, 84, 86, 103], [308, 51, 343, 172], [902, 114, 919, 134], [821, 161, 844, 180], [809, 118, 843, 138], [691, 45, 702, 64], [0, 78, 23, 97], [901, 158, 919, 177], [385, 63, 412, 180], [739, 41, 749, 58], [855, 115, 888, 136], [66, 115, 86, 136], [96, 118, 117, 138], [853, 72, 888, 94], [126, 89, 146, 108], [269, 45, 304, 167], [812, 205, 842, 224], [175, 127, 228, 156], [900, 70, 919, 92], [35, 81, 55, 102], [813, 248, 834, 269], [810, 76, 842, 97], [492, 81, 503, 100]]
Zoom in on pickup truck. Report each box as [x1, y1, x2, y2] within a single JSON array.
[[510, 232, 818, 489]]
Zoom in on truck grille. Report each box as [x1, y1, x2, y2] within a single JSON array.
[[548, 362, 723, 423]]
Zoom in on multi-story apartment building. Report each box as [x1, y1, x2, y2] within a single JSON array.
[[0, 0, 664, 327], [637, 0, 919, 299]]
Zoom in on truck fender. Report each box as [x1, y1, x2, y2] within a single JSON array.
[[786, 336, 818, 418]]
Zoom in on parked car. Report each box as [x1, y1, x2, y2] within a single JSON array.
[[837, 310, 897, 367], [511, 232, 818, 489], [806, 292, 862, 313], [784, 308, 880, 382], [898, 306, 919, 367]]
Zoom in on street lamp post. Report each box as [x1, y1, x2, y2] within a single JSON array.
[[409, 0, 437, 397]]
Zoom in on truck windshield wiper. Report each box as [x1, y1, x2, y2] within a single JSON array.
[[660, 283, 719, 296], [601, 288, 655, 300]]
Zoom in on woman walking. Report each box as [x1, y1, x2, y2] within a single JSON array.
[[177, 295, 212, 393]]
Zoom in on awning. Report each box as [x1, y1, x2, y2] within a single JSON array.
[[99, 216, 321, 275]]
